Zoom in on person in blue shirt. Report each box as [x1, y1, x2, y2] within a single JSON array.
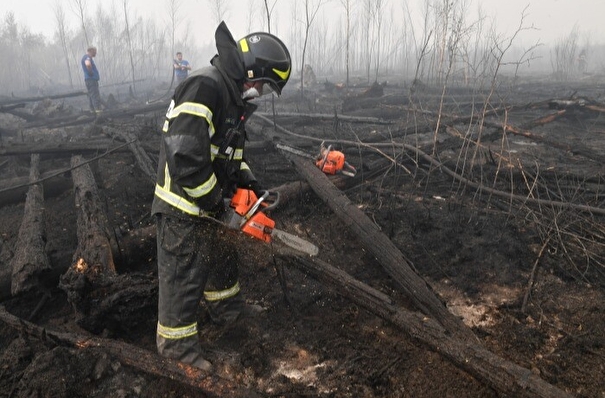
[[173, 52, 192, 84], [81, 46, 103, 113]]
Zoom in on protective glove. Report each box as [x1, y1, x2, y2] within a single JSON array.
[[247, 181, 264, 198], [203, 194, 226, 219]]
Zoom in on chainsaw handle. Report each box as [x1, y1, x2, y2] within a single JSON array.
[[259, 190, 280, 212]]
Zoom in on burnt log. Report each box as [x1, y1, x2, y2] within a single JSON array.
[[283, 254, 572, 398], [281, 148, 475, 341], [0, 305, 255, 397], [56, 155, 159, 333], [68, 154, 118, 275], [256, 111, 393, 125], [0, 168, 72, 207], [10, 154, 52, 296], [102, 126, 157, 184], [59, 155, 120, 329], [251, 115, 475, 341], [0, 138, 133, 157]]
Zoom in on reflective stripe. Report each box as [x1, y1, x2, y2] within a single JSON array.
[[212, 146, 243, 161], [167, 101, 216, 138], [156, 160, 217, 216], [162, 120, 169, 132], [204, 281, 240, 302], [240, 162, 250, 171], [183, 173, 217, 199], [155, 184, 201, 215], [157, 321, 198, 339], [273, 66, 291, 81], [210, 144, 219, 160], [239, 38, 249, 53]]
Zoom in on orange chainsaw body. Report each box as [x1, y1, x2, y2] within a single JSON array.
[[229, 188, 275, 242], [316, 150, 346, 175]]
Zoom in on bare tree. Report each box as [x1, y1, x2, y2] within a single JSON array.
[[340, 0, 352, 86], [122, 0, 137, 95], [297, 0, 327, 96], [371, 0, 385, 82], [166, 0, 182, 82], [262, 0, 278, 33], [71, 0, 91, 46], [550, 25, 581, 81], [206, 0, 230, 25], [53, 1, 74, 88]]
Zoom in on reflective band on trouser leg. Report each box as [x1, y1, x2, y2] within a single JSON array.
[[157, 321, 198, 340], [204, 281, 241, 302]]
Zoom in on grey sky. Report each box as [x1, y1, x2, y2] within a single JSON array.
[[1, 0, 604, 47]]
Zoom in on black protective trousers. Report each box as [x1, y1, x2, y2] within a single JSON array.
[[155, 214, 243, 367]]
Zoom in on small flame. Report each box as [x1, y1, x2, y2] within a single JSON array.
[[75, 258, 88, 272]]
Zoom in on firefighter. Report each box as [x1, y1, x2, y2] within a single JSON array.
[[152, 21, 291, 371]]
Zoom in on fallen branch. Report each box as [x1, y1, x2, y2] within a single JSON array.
[[0, 140, 135, 195], [256, 111, 393, 125], [0, 305, 255, 397], [251, 115, 475, 341], [281, 254, 573, 398]]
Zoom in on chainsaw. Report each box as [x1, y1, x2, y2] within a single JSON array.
[[277, 142, 357, 177], [219, 188, 319, 256]]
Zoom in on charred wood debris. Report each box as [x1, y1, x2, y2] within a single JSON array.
[[1, 81, 604, 397]]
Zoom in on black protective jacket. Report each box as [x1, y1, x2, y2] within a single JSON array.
[[152, 22, 257, 218]]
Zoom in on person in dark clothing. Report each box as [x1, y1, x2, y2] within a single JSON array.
[[152, 21, 291, 371], [81, 46, 102, 113]]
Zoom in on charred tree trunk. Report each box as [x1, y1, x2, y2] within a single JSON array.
[[0, 169, 73, 207], [69, 154, 118, 275], [281, 149, 475, 341], [283, 254, 572, 398], [10, 154, 52, 296], [58, 155, 157, 333], [0, 305, 255, 398], [251, 116, 475, 341], [59, 155, 120, 330], [102, 126, 157, 184]]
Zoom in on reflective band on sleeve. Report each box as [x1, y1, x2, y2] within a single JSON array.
[[155, 161, 216, 217], [154, 184, 201, 216], [210, 144, 219, 160], [240, 162, 250, 171], [167, 101, 216, 138], [204, 281, 241, 302], [183, 173, 217, 199], [157, 321, 198, 339]]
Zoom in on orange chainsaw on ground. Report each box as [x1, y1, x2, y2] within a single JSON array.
[[276, 142, 357, 177], [219, 188, 319, 256]]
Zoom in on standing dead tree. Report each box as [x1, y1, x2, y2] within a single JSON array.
[[550, 25, 581, 81], [262, 0, 278, 33], [71, 0, 91, 46], [339, 0, 352, 87], [53, 1, 75, 89], [122, 0, 138, 96], [297, 0, 326, 97]]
